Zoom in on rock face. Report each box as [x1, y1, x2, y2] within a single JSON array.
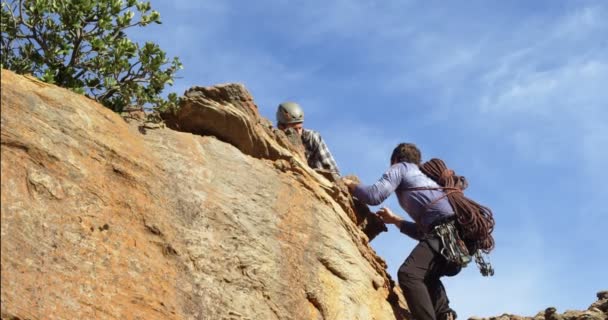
[[1, 70, 404, 320], [469, 290, 608, 320]]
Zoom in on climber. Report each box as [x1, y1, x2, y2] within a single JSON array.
[[342, 143, 461, 320], [275, 101, 340, 175]]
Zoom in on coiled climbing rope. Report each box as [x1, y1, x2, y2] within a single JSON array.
[[419, 158, 495, 253]]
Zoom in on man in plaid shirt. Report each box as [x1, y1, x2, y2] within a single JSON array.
[[276, 102, 340, 175]]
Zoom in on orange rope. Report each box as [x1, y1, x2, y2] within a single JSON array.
[[419, 158, 495, 253]]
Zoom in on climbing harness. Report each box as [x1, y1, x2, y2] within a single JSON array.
[[431, 221, 471, 267], [430, 220, 494, 277]]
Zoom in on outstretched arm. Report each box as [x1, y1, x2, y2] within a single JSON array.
[[377, 207, 422, 240], [344, 164, 403, 205]]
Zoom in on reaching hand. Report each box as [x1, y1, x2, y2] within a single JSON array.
[[342, 178, 359, 191], [376, 207, 404, 226]]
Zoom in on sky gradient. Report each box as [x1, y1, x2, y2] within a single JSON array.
[[130, 1, 607, 318]]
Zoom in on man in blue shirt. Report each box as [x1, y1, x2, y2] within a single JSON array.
[[344, 143, 459, 320]]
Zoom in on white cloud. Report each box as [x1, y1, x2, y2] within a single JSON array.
[[582, 123, 608, 171], [479, 59, 608, 116], [476, 57, 608, 166], [461, 5, 608, 183], [324, 121, 397, 179], [506, 130, 558, 165], [554, 5, 607, 39], [477, 5, 607, 116], [267, 0, 416, 45]]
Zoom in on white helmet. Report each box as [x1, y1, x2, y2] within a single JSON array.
[[276, 102, 304, 125]]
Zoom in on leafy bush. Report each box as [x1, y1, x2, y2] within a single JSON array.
[[1, 0, 182, 112]]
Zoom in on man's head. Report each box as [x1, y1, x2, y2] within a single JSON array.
[[390, 143, 421, 165], [276, 102, 304, 135]]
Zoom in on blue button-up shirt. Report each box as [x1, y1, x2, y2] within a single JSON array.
[[353, 162, 454, 239]]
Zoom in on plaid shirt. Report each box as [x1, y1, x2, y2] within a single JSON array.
[[301, 129, 340, 175]]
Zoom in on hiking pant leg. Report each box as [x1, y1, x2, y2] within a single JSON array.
[[397, 241, 439, 320], [427, 277, 451, 317]]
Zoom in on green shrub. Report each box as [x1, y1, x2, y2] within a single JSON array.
[[1, 0, 182, 112]]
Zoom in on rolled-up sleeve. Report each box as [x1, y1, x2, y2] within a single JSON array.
[[400, 220, 422, 240], [352, 164, 403, 205]]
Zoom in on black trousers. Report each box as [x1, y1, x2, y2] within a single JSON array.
[[398, 239, 460, 320]]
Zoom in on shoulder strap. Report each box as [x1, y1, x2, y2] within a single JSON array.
[[405, 186, 462, 208]]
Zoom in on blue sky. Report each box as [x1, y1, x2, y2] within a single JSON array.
[[131, 1, 607, 318]]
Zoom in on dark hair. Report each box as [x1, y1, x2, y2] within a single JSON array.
[[390, 143, 421, 165]]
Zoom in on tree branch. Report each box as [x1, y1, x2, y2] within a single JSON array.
[[73, 68, 87, 79], [6, 1, 20, 31], [17, 0, 32, 28], [68, 27, 83, 68], [120, 60, 141, 82]]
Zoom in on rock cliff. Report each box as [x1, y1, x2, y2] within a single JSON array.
[[474, 291, 607, 320], [1, 70, 403, 320]]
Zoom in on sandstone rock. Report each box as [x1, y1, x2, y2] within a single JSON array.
[[1, 70, 407, 320], [475, 292, 608, 320], [159, 83, 386, 242], [161, 83, 307, 163], [545, 307, 563, 320], [589, 299, 608, 313]]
